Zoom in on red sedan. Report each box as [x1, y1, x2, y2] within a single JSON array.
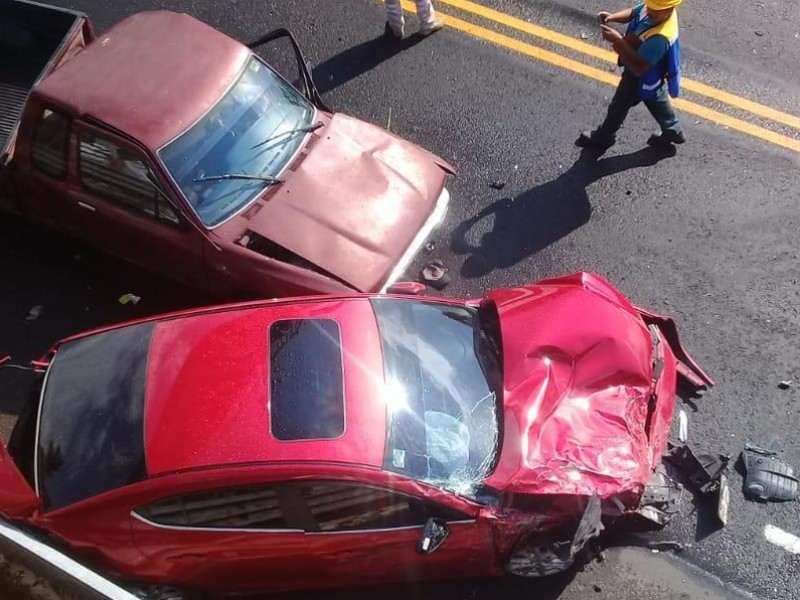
[[0, 273, 711, 597]]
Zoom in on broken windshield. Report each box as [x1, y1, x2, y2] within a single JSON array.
[[371, 298, 503, 499], [160, 57, 314, 228]]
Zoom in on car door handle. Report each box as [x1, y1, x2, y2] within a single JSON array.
[[77, 201, 96, 212]]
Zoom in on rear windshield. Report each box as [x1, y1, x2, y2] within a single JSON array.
[[269, 319, 345, 441], [38, 324, 153, 511]]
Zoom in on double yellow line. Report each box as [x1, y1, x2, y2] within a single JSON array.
[[397, 0, 800, 153]]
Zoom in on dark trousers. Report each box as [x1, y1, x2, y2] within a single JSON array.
[[594, 71, 682, 142]]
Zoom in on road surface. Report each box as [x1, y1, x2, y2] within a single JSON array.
[[1, 0, 798, 598]]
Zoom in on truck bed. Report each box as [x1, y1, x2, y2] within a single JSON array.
[[0, 1, 81, 156]]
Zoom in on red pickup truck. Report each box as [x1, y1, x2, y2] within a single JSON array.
[[0, 1, 453, 298]]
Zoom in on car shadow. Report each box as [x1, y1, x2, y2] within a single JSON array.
[[312, 32, 426, 94], [263, 571, 576, 600], [451, 145, 677, 278]]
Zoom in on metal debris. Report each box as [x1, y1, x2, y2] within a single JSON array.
[[118, 293, 142, 306], [24, 305, 43, 322], [420, 260, 451, 290], [741, 443, 798, 502]]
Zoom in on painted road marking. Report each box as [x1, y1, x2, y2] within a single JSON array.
[[764, 524, 800, 554], [396, 0, 800, 153], [437, 0, 800, 133]]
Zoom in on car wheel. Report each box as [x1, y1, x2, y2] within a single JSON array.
[[129, 584, 201, 600], [506, 536, 577, 578]]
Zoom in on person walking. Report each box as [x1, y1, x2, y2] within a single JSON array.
[[384, 0, 444, 39], [577, 0, 684, 149]]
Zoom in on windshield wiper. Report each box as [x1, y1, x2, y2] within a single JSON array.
[[251, 121, 324, 150], [193, 174, 284, 184]]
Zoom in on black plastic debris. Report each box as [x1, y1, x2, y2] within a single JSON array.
[[667, 445, 729, 495], [665, 444, 730, 527], [420, 260, 451, 290], [741, 443, 799, 502], [646, 540, 687, 553], [636, 464, 683, 527], [778, 380, 792, 390], [489, 181, 506, 190]]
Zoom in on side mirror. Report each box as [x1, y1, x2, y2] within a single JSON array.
[[386, 281, 427, 296], [417, 518, 449, 555]]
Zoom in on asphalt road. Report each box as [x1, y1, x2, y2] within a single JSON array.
[[1, 0, 799, 598]]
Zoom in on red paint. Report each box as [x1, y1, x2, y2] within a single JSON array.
[[0, 273, 711, 594], [2, 9, 450, 297], [144, 299, 387, 476]]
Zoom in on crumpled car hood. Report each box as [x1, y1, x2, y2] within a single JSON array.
[[484, 273, 666, 498], [245, 113, 449, 291]]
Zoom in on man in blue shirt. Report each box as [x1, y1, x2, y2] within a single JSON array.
[[577, 0, 685, 149]]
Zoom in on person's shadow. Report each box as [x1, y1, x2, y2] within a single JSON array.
[[451, 145, 676, 278], [312, 32, 425, 94]]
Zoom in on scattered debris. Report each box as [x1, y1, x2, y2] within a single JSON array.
[[625, 190, 632, 195], [118, 293, 142, 306], [24, 305, 43, 322], [678, 409, 688, 444], [592, 584, 602, 593], [420, 260, 451, 290], [489, 180, 506, 190], [646, 540, 686, 553], [778, 380, 792, 389], [754, 30, 764, 36], [665, 444, 730, 526], [741, 443, 798, 502], [636, 464, 684, 527]]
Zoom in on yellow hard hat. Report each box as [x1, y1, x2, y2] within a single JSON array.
[[644, 0, 683, 9]]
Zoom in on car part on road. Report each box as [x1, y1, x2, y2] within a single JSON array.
[[420, 259, 451, 289], [636, 464, 684, 528], [665, 444, 731, 527], [667, 445, 730, 495], [506, 496, 604, 577], [741, 443, 799, 502]]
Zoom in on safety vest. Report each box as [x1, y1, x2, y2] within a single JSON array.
[[626, 8, 681, 99]]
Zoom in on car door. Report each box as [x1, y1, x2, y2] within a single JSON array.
[[287, 478, 500, 588], [13, 102, 78, 231], [129, 480, 314, 595], [66, 122, 206, 289]]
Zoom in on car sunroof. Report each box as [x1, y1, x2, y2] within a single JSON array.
[[269, 318, 345, 441]]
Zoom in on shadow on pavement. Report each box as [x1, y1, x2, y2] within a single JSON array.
[[312, 32, 425, 94], [451, 145, 677, 278], [267, 572, 576, 600]]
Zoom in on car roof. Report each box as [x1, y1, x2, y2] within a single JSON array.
[[144, 298, 388, 476], [35, 11, 249, 150]]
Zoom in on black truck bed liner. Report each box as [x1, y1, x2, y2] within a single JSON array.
[[0, 1, 81, 156]]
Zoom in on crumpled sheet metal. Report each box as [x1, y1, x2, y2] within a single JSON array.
[[506, 495, 604, 577], [485, 273, 684, 499]]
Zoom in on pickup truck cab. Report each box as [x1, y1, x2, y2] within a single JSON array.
[[0, 1, 452, 298]]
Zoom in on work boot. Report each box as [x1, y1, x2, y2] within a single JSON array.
[[575, 130, 615, 149], [647, 130, 686, 146], [419, 16, 445, 36], [385, 21, 404, 39]]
